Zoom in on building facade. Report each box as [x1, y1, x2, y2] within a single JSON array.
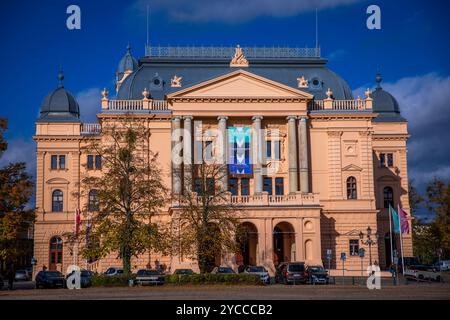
[[33, 45, 412, 275]]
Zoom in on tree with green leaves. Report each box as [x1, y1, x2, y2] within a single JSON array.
[[425, 178, 450, 260], [0, 118, 35, 266], [73, 117, 169, 274]]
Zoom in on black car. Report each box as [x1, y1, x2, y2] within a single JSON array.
[[275, 262, 308, 284], [35, 271, 65, 288], [0, 275, 3, 289], [66, 270, 94, 288], [305, 265, 329, 284], [134, 269, 165, 286], [173, 269, 195, 275]]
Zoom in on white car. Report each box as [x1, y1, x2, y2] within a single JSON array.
[[404, 265, 441, 282], [244, 266, 270, 284]]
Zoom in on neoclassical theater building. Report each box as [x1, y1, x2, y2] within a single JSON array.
[[33, 45, 412, 275]]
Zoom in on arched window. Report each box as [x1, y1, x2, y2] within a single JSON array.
[[52, 190, 63, 212], [346, 176, 357, 199], [88, 189, 98, 212], [383, 186, 394, 208], [49, 236, 63, 271]]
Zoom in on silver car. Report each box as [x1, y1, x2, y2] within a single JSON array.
[[244, 266, 270, 284], [15, 269, 31, 281]]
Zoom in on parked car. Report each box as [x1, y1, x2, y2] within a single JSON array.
[[211, 266, 235, 274], [35, 271, 66, 288], [173, 269, 195, 275], [15, 269, 31, 281], [404, 265, 441, 282], [275, 262, 308, 284], [243, 266, 270, 284], [398, 257, 421, 273], [134, 269, 165, 286], [305, 265, 329, 284], [434, 260, 450, 272], [0, 275, 4, 289], [66, 269, 93, 288], [104, 267, 124, 276]]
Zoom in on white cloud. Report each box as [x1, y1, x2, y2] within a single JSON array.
[[356, 73, 450, 188], [132, 0, 363, 23], [76, 88, 101, 123]]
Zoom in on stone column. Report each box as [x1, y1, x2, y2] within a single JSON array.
[[252, 116, 263, 194], [217, 116, 228, 192], [298, 116, 310, 193], [183, 116, 193, 192], [172, 116, 182, 196], [287, 116, 298, 193]]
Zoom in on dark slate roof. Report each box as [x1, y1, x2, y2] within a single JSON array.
[[116, 45, 138, 81], [37, 73, 80, 123], [372, 73, 406, 122], [117, 56, 353, 101]]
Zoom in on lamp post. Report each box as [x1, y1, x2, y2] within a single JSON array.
[[359, 226, 377, 274]]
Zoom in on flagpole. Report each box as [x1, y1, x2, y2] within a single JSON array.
[[398, 204, 405, 274], [388, 205, 394, 266]]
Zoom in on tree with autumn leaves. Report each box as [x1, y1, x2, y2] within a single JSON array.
[[73, 117, 169, 275], [0, 118, 35, 267]]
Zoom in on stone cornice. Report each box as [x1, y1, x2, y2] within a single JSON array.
[[372, 134, 410, 141], [308, 113, 375, 120], [170, 97, 308, 103]]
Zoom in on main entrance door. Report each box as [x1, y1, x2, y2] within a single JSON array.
[[49, 236, 63, 271]]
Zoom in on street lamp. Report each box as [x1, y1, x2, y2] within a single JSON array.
[[359, 226, 377, 272]]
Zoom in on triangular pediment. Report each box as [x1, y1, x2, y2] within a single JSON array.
[[167, 69, 313, 100], [342, 164, 363, 172]]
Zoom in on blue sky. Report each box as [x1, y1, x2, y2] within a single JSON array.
[[0, 0, 449, 220]]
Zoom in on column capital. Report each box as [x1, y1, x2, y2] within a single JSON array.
[[217, 116, 228, 121], [286, 115, 297, 121], [252, 115, 263, 121], [172, 116, 182, 122], [298, 116, 308, 122], [183, 115, 193, 120]]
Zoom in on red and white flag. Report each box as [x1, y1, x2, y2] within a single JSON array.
[[75, 208, 81, 236]]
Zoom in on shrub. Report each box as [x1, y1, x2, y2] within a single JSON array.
[[165, 273, 262, 285], [91, 274, 137, 287]]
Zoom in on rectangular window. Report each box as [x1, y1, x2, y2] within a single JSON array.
[[387, 153, 393, 167], [87, 155, 94, 170], [229, 178, 238, 196], [206, 178, 215, 195], [95, 155, 102, 170], [274, 140, 281, 160], [349, 239, 359, 256], [51, 155, 58, 170], [380, 153, 386, 167], [266, 141, 272, 159], [59, 155, 65, 170], [194, 178, 202, 195], [263, 177, 273, 195], [241, 178, 249, 196], [275, 177, 284, 195]]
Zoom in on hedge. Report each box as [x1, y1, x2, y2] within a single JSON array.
[[91, 274, 137, 287], [165, 274, 263, 285], [91, 273, 263, 287]]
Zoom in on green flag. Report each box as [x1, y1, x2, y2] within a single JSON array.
[[390, 204, 400, 234]]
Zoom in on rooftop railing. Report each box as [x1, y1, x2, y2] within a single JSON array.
[[81, 123, 101, 135], [308, 97, 372, 111], [102, 99, 169, 111], [145, 45, 321, 59]]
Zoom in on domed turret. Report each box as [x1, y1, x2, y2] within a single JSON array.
[[116, 44, 138, 92], [372, 72, 405, 122], [37, 70, 80, 122]]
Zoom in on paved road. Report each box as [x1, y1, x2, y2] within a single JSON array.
[[1, 282, 449, 300]]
